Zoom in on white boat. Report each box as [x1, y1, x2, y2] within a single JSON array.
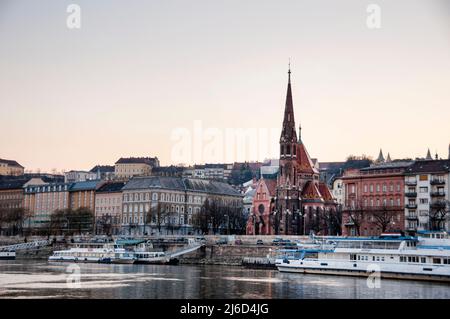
[[0, 251, 15, 260], [49, 242, 135, 264], [110, 249, 136, 264], [49, 242, 116, 263], [134, 251, 170, 264], [275, 233, 450, 282]]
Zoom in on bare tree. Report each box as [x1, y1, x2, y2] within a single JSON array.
[[96, 214, 113, 235], [371, 205, 397, 233], [429, 200, 450, 231], [346, 200, 365, 236], [147, 202, 169, 235]]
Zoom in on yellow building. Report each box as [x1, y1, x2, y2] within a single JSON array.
[[114, 157, 159, 179], [0, 158, 24, 176]]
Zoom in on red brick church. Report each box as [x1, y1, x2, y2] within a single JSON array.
[[272, 68, 338, 235]]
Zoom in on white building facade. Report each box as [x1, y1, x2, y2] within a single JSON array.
[[404, 160, 450, 234], [121, 176, 243, 235]]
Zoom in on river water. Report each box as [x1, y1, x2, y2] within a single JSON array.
[[0, 260, 449, 299]]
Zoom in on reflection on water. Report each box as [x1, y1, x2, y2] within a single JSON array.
[[0, 260, 449, 299]]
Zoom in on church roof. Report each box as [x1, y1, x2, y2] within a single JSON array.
[[296, 143, 319, 174], [318, 182, 334, 201], [301, 181, 323, 201]]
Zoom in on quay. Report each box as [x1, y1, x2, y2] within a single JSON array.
[[0, 235, 309, 265]]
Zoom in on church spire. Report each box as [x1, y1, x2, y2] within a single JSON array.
[[386, 153, 392, 162], [426, 148, 432, 160], [376, 149, 385, 163], [280, 65, 297, 143]]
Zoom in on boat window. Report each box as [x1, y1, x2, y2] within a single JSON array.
[[381, 257, 385, 262], [350, 254, 357, 261], [443, 259, 450, 265], [421, 257, 426, 263], [433, 258, 441, 264], [400, 256, 407, 262]]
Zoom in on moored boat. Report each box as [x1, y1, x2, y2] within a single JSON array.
[[275, 233, 450, 282], [49, 242, 136, 264], [0, 251, 15, 260]]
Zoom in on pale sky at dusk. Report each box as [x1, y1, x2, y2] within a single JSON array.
[[1, 0, 449, 172]]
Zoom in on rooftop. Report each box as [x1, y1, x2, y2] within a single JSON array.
[[405, 159, 450, 174], [361, 160, 414, 171], [122, 176, 242, 197], [69, 180, 103, 191], [115, 157, 159, 165], [89, 165, 115, 173], [96, 181, 125, 193], [0, 158, 24, 168]]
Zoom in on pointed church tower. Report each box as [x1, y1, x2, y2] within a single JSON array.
[[279, 66, 298, 189], [386, 153, 392, 162], [280, 67, 298, 157], [376, 149, 385, 163], [426, 148, 432, 160]]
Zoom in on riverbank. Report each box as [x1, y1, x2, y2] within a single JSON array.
[[1, 234, 306, 266]]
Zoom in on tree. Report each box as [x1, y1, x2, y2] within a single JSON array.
[[147, 203, 169, 235], [429, 200, 449, 231], [48, 207, 94, 236], [0, 207, 31, 236], [96, 214, 113, 235], [346, 201, 365, 236], [193, 200, 210, 235], [371, 205, 397, 233]]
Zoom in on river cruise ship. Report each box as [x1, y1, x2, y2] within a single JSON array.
[[49, 242, 135, 263], [275, 233, 450, 282]]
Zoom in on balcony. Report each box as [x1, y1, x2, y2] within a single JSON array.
[[406, 215, 418, 220], [430, 201, 446, 209], [405, 192, 417, 197], [430, 191, 445, 197], [405, 180, 417, 186], [405, 204, 417, 209], [430, 179, 445, 185]]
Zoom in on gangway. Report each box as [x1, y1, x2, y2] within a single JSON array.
[[0, 240, 52, 252], [167, 242, 204, 258]]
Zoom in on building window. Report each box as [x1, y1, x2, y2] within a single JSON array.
[[419, 187, 428, 193]]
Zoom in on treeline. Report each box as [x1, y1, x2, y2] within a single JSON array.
[[0, 207, 30, 236], [193, 198, 246, 235]]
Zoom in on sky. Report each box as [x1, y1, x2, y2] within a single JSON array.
[[0, 0, 449, 172]]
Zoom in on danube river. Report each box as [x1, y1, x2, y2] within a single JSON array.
[[0, 260, 449, 299]]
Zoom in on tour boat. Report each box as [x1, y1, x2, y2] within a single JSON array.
[[49, 242, 135, 264], [0, 251, 15, 260], [275, 233, 450, 282], [133, 251, 171, 264]]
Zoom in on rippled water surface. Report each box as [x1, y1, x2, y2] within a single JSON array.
[[1, 260, 449, 298]]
